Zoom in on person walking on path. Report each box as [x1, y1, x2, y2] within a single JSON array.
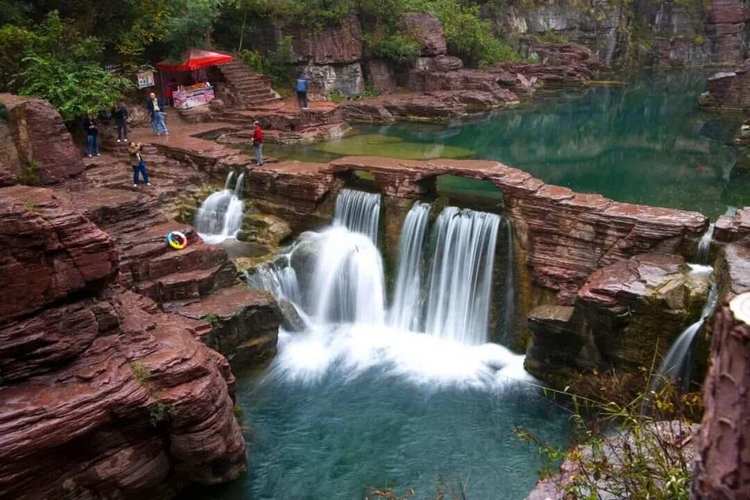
[[295, 74, 309, 110], [129, 142, 151, 187], [146, 92, 168, 135], [83, 114, 100, 157], [252, 121, 264, 166], [113, 101, 129, 143]]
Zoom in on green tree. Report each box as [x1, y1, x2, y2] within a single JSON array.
[[20, 55, 132, 121], [164, 0, 224, 57]]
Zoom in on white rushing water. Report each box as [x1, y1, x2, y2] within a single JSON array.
[[333, 189, 381, 243], [424, 207, 501, 345], [245, 190, 529, 389], [389, 202, 431, 331], [654, 264, 718, 390], [501, 218, 516, 341], [310, 226, 386, 325], [696, 223, 715, 264], [195, 172, 245, 244]]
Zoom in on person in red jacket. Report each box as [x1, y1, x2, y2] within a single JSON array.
[[252, 120, 264, 166]]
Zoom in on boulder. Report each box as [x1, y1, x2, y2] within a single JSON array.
[[0, 94, 84, 186], [401, 12, 447, 56]]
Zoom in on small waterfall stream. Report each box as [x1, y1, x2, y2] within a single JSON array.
[[696, 223, 715, 264], [389, 202, 431, 331], [195, 172, 245, 244], [424, 207, 501, 345], [654, 266, 719, 390], [333, 189, 381, 242]]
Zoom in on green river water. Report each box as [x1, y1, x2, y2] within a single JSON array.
[[265, 71, 745, 218], [191, 71, 744, 500]]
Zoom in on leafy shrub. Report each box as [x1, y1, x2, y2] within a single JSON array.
[[129, 361, 152, 386], [20, 55, 133, 122], [367, 33, 421, 64], [240, 35, 296, 89], [17, 160, 40, 186], [148, 402, 171, 426], [516, 382, 700, 499], [404, 0, 521, 66]]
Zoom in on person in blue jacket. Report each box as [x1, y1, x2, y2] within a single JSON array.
[[295, 74, 309, 110]]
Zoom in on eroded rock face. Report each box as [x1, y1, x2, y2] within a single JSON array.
[[305, 61, 365, 96], [0, 186, 118, 322], [498, 0, 622, 65], [525, 254, 710, 384], [401, 12, 447, 56], [693, 303, 750, 498], [701, 64, 750, 110], [289, 15, 363, 64], [367, 59, 398, 94], [576, 254, 709, 368], [177, 285, 282, 366], [0, 187, 246, 499], [0, 94, 84, 186]]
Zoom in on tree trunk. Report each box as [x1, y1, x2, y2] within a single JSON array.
[[693, 297, 750, 498]]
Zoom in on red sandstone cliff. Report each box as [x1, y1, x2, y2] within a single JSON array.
[[0, 187, 247, 499]]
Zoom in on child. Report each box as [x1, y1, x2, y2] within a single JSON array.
[[128, 142, 151, 187]]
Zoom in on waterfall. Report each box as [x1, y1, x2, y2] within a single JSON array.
[[310, 226, 386, 325], [696, 223, 714, 264], [248, 258, 302, 306], [195, 171, 245, 244], [224, 171, 235, 190], [333, 189, 381, 243], [389, 202, 432, 330], [424, 207, 501, 345], [654, 266, 719, 390], [234, 173, 245, 196], [500, 218, 516, 342]]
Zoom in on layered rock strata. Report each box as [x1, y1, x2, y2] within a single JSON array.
[[0, 187, 247, 499], [0, 94, 84, 186], [525, 254, 710, 384]]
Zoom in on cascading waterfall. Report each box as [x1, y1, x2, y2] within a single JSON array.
[[310, 226, 386, 325], [195, 171, 245, 244], [654, 265, 719, 390], [389, 202, 432, 331], [424, 207, 501, 345], [333, 189, 381, 243]]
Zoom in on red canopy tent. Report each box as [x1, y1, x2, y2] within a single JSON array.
[[156, 48, 233, 72]]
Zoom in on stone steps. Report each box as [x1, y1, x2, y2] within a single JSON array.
[[218, 60, 278, 109]]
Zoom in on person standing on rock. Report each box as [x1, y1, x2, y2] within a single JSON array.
[[129, 142, 151, 187], [113, 101, 129, 143], [295, 74, 309, 110], [252, 121, 264, 166], [83, 114, 100, 157], [146, 92, 168, 136]]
